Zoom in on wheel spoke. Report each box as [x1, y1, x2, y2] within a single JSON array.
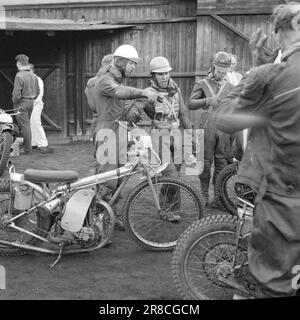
[[173, 221, 249, 300], [125, 178, 202, 249]]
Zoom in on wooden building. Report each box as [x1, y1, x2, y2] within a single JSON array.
[[0, 0, 286, 139]]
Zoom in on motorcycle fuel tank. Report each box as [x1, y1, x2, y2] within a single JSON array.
[[61, 189, 96, 233]]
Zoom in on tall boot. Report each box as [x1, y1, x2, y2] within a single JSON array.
[[211, 183, 221, 209], [200, 178, 210, 207], [211, 157, 227, 209]]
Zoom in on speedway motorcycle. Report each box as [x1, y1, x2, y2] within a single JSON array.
[[0, 108, 19, 176], [0, 134, 204, 267], [172, 194, 255, 299]]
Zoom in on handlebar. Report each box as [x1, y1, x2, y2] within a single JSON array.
[[128, 138, 162, 167], [0, 108, 22, 116], [0, 107, 15, 112]]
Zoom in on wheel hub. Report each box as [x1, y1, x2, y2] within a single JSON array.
[[0, 213, 13, 228], [216, 262, 233, 278], [160, 211, 182, 223]]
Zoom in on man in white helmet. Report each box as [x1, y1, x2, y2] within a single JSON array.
[[94, 44, 156, 229]]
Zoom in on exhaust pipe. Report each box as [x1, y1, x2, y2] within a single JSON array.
[[0, 240, 58, 254]]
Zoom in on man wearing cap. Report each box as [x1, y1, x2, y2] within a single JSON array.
[[94, 44, 157, 229], [85, 54, 113, 142], [215, 2, 300, 298], [12, 54, 39, 154], [188, 52, 234, 207]]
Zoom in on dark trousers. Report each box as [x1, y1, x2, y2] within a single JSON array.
[[248, 192, 300, 297], [199, 117, 227, 199], [15, 101, 33, 152]]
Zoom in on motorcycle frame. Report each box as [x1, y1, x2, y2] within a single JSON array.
[[0, 148, 167, 255], [231, 196, 254, 269]]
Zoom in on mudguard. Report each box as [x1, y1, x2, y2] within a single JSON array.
[[61, 189, 96, 233]]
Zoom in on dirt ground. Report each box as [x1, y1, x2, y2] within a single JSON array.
[[0, 140, 224, 300]]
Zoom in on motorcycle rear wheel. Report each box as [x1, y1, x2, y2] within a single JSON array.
[[172, 215, 249, 300], [0, 132, 13, 176], [0, 180, 51, 256]]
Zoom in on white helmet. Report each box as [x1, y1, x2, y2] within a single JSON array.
[[149, 56, 172, 73], [113, 44, 142, 63]]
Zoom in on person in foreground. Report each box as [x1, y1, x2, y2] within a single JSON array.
[[215, 2, 300, 298]]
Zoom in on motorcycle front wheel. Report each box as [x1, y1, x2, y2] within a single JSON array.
[[0, 131, 13, 176], [172, 215, 249, 300], [122, 177, 204, 251]]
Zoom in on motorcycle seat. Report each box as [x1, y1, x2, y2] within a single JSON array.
[[23, 169, 79, 183]]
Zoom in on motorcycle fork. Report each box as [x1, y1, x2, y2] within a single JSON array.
[[232, 201, 252, 269], [145, 167, 161, 213], [231, 219, 244, 269]]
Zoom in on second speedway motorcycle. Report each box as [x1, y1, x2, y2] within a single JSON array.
[[0, 109, 19, 176], [0, 134, 204, 267], [172, 196, 255, 300]]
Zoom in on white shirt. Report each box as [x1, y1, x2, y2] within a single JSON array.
[[226, 71, 243, 86], [274, 50, 282, 64], [34, 75, 44, 106]]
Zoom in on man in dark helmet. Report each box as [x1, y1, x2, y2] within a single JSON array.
[[188, 51, 234, 207], [215, 2, 300, 298]]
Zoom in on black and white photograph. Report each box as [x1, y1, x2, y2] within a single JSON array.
[[0, 0, 299, 310]]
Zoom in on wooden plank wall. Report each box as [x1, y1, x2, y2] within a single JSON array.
[[4, 0, 284, 135], [0, 31, 67, 136], [196, 14, 277, 74], [197, 0, 285, 12], [5, 0, 198, 135], [192, 0, 283, 127], [5, 0, 196, 20]]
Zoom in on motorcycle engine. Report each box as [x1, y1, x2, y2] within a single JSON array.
[[49, 220, 96, 245], [75, 227, 95, 242]]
